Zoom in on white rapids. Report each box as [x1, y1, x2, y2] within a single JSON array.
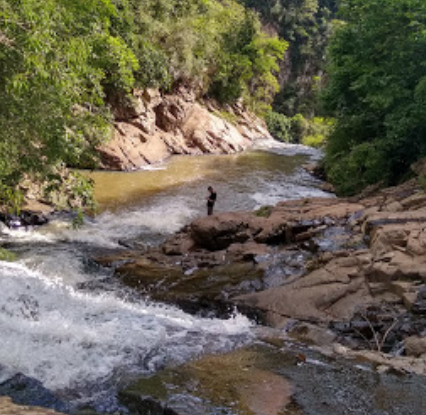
[[0, 261, 253, 392]]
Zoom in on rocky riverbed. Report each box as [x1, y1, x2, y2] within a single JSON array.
[[87, 166, 426, 414], [4, 158, 426, 415]]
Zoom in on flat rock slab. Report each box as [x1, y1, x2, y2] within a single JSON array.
[[0, 398, 64, 415], [119, 344, 301, 415]]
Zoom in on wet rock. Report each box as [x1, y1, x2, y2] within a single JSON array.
[[190, 213, 259, 251], [234, 254, 372, 327], [0, 210, 49, 230], [116, 257, 266, 319], [225, 241, 271, 262], [287, 322, 337, 347], [188, 199, 364, 252], [404, 335, 426, 357], [118, 393, 179, 415], [0, 374, 68, 413], [93, 180, 426, 362], [0, 397, 66, 415], [161, 232, 195, 256], [412, 286, 426, 314], [119, 345, 296, 415], [329, 304, 412, 353]]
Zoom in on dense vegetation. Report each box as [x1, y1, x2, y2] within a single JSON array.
[[2, 0, 423, 207], [0, 0, 286, 210], [322, 0, 426, 195], [239, 0, 337, 145], [241, 0, 337, 116]]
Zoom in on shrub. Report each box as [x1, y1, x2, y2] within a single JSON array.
[[265, 111, 292, 142]]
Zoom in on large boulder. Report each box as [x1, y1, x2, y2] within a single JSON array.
[[99, 87, 271, 171], [190, 212, 263, 251]]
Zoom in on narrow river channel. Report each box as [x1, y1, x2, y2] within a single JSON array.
[[1, 140, 424, 415]]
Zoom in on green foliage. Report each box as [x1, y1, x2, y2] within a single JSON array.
[[122, 0, 286, 111], [214, 110, 239, 125], [323, 0, 426, 195], [325, 141, 388, 195], [0, 0, 136, 209], [418, 175, 426, 192], [301, 117, 332, 147], [254, 205, 273, 217], [265, 111, 292, 142], [290, 113, 310, 143], [266, 111, 332, 145], [0, 247, 17, 262], [72, 209, 85, 229], [43, 170, 96, 211], [0, 185, 24, 215], [241, 0, 338, 116], [0, 0, 286, 209]]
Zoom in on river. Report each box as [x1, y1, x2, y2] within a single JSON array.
[[0, 140, 328, 410], [1, 140, 424, 415]]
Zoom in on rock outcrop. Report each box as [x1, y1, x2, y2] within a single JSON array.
[[99, 87, 271, 170]]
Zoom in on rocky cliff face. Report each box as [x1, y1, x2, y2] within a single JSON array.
[[99, 87, 271, 171]]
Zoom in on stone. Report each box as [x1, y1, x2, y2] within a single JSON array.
[[288, 323, 337, 346], [412, 286, 426, 314], [0, 374, 68, 414], [100, 88, 271, 171], [119, 345, 295, 415], [404, 336, 426, 357], [383, 201, 404, 212], [0, 397, 65, 415], [190, 213, 258, 251], [400, 193, 426, 210], [162, 233, 195, 256], [234, 256, 372, 326]]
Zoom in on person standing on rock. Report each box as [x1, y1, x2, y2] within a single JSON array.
[[206, 186, 217, 216]]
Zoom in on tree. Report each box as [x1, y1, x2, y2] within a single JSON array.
[[0, 0, 137, 208], [322, 0, 426, 195], [0, 0, 286, 210]]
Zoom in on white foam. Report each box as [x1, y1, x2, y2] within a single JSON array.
[[3, 196, 198, 250], [0, 261, 253, 393], [249, 172, 334, 209], [0, 226, 56, 244], [141, 164, 167, 171], [253, 138, 323, 159], [65, 198, 197, 247]]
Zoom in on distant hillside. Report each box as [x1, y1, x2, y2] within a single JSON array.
[[240, 0, 338, 117]]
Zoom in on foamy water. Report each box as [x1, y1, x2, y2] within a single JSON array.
[[0, 261, 253, 394]]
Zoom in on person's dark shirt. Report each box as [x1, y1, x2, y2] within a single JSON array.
[[207, 191, 217, 206]]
